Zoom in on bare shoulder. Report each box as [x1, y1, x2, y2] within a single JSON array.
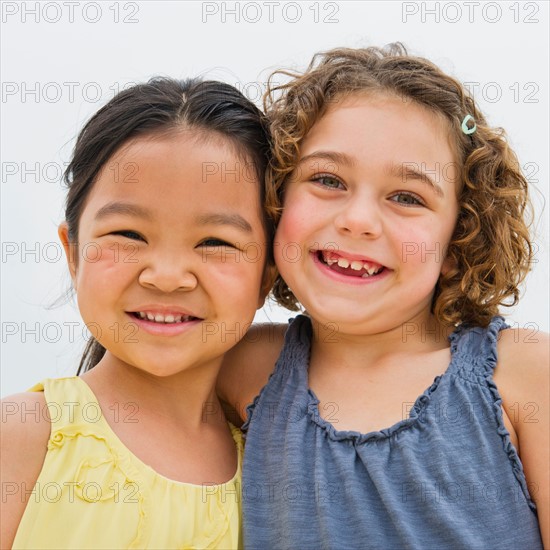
[[0, 392, 51, 549], [494, 326, 549, 402], [494, 327, 549, 546], [494, 326, 549, 431], [217, 323, 287, 421], [1, 391, 51, 456]]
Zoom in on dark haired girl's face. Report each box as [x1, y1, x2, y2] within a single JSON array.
[[59, 132, 271, 377]]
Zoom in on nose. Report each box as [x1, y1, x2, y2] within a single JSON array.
[[138, 251, 198, 293], [334, 192, 382, 238]]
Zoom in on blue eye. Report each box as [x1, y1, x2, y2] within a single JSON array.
[[111, 230, 145, 241], [312, 174, 344, 189], [390, 193, 424, 206]]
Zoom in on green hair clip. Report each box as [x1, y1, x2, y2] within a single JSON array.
[[461, 114, 477, 135]]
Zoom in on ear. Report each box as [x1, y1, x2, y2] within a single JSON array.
[[58, 222, 78, 287], [257, 262, 278, 309]]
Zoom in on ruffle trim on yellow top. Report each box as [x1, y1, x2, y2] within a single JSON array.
[[12, 377, 243, 550]]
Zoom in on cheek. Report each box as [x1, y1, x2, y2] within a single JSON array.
[[397, 223, 453, 274], [274, 194, 317, 250], [274, 215, 297, 269], [206, 254, 265, 299], [77, 240, 142, 274], [73, 271, 108, 333], [99, 240, 144, 267], [74, 248, 136, 306]]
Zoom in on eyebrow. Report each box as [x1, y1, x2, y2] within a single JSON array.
[[196, 213, 253, 233], [94, 201, 153, 221], [296, 151, 356, 170], [94, 203, 253, 233], [390, 163, 445, 198]]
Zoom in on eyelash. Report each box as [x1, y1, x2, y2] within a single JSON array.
[[109, 233, 236, 249], [311, 173, 345, 190], [389, 192, 425, 207], [111, 230, 145, 241], [311, 174, 425, 207], [199, 238, 235, 248]]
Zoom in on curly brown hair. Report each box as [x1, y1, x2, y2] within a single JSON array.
[[264, 44, 533, 328]]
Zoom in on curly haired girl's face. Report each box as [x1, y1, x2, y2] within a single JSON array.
[[274, 94, 460, 335], [60, 132, 270, 377]]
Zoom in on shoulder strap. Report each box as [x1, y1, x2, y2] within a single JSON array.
[[30, 377, 104, 433], [277, 314, 312, 370], [448, 316, 509, 373]]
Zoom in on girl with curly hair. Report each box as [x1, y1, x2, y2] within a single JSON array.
[[218, 44, 548, 549]]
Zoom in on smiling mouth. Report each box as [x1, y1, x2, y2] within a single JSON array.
[[316, 250, 385, 278], [129, 312, 202, 324]]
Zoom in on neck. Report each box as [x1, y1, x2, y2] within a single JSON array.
[[310, 310, 453, 370], [81, 352, 225, 428]]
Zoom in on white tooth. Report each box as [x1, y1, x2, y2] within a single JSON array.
[[147, 313, 155, 321], [361, 272, 371, 278], [165, 315, 175, 323], [174, 315, 182, 323], [350, 261, 363, 271], [154, 314, 164, 323], [368, 267, 377, 275], [322, 251, 337, 265], [139, 312, 146, 319], [337, 258, 350, 268]]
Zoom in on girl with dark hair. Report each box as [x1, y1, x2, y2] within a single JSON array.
[[1, 77, 274, 549]]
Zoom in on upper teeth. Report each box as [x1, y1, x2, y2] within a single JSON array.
[[137, 312, 190, 323], [323, 252, 381, 274], [337, 258, 350, 268], [362, 267, 380, 277]]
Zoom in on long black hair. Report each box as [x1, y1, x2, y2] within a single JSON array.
[[62, 77, 272, 374]]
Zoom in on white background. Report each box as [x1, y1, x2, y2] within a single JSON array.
[[1, 1, 548, 397]]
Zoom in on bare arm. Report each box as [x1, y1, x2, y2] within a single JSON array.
[[217, 323, 287, 424], [0, 393, 51, 549], [495, 328, 549, 548]]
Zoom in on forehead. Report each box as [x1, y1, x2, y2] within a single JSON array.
[[295, 94, 461, 193], [305, 93, 457, 160], [84, 131, 263, 217]]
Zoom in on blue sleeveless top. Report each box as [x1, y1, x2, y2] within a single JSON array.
[[241, 315, 542, 549]]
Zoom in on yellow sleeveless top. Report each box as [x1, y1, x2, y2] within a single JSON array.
[[12, 377, 243, 549]]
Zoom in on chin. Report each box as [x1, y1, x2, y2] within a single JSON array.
[[123, 354, 195, 378], [136, 363, 190, 378]]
